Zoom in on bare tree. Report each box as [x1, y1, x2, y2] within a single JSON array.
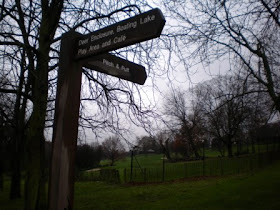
[[154, 131, 173, 160], [102, 136, 125, 166], [136, 135, 160, 154], [0, 74, 15, 191], [162, 89, 204, 159], [0, 50, 30, 199], [1, 1, 164, 209], [163, 0, 280, 113], [193, 74, 271, 157]]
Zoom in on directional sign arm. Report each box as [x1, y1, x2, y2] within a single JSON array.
[[82, 53, 147, 85], [75, 8, 166, 59]]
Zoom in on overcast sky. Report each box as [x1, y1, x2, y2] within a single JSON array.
[[45, 2, 230, 147]]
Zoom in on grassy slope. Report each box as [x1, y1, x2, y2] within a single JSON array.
[[1, 159, 280, 209], [100, 144, 275, 170], [75, 159, 280, 210], [100, 154, 164, 169]]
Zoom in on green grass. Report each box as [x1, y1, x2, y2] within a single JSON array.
[[1, 159, 280, 209], [100, 143, 279, 171], [100, 154, 164, 169], [85, 146, 279, 183], [204, 143, 279, 158], [92, 154, 165, 183], [75, 159, 280, 209], [0, 176, 24, 210]]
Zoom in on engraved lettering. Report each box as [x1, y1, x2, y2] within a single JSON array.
[[78, 38, 89, 46], [140, 14, 155, 24], [91, 30, 114, 42], [121, 65, 130, 72], [88, 44, 100, 52], [101, 39, 112, 48], [77, 48, 87, 55], [116, 21, 137, 33], [103, 59, 114, 68], [113, 35, 126, 44]]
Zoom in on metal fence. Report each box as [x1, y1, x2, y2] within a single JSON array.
[[77, 151, 280, 184], [123, 151, 279, 183]]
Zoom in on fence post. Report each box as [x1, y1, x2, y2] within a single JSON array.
[[130, 150, 133, 182], [124, 168, 127, 183], [250, 156, 253, 175], [202, 141, 205, 177], [278, 137, 280, 151], [144, 168, 147, 182], [162, 154, 165, 182], [203, 159, 205, 177], [266, 138, 269, 152], [258, 153, 262, 168], [184, 163, 188, 178], [237, 157, 240, 174], [220, 158, 224, 176]]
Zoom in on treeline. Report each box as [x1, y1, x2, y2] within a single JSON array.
[[135, 74, 280, 160], [0, 135, 125, 180]]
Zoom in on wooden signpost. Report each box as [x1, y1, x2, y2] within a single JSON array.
[[48, 8, 165, 210]]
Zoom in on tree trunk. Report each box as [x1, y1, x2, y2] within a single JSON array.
[[0, 170, 3, 191], [251, 138, 255, 154], [227, 139, 233, 158], [217, 139, 225, 157], [9, 126, 21, 199], [23, 1, 63, 207], [186, 129, 200, 159], [0, 143, 3, 191], [189, 138, 200, 159], [110, 156, 115, 166], [10, 61, 26, 199], [24, 89, 48, 210], [162, 139, 172, 161], [24, 50, 49, 210], [10, 151, 21, 199]]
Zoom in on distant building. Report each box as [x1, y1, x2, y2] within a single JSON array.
[[147, 149, 155, 153]]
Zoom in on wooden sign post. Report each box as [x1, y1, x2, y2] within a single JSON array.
[[48, 31, 83, 210], [48, 8, 165, 210]]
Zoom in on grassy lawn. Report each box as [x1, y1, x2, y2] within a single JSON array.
[[100, 153, 164, 169], [84, 148, 280, 183], [75, 159, 280, 209], [100, 143, 279, 171], [1, 159, 280, 209]]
